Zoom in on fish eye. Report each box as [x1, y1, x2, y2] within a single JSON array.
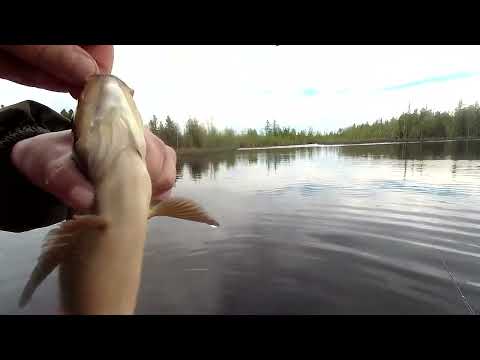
[[130, 88, 135, 96]]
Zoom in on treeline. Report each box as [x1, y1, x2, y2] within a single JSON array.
[[148, 115, 238, 149], [332, 100, 480, 142], [148, 116, 335, 148], [148, 100, 480, 149], [58, 100, 480, 150]]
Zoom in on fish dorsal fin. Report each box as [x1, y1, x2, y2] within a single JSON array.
[[19, 215, 109, 308], [149, 197, 219, 227]]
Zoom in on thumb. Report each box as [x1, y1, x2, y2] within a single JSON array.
[[41, 153, 95, 210], [11, 137, 94, 211]]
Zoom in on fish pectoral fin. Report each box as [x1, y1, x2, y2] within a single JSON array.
[[149, 197, 219, 227], [18, 215, 109, 309]]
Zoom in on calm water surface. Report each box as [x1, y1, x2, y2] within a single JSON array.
[[1, 140, 480, 314]]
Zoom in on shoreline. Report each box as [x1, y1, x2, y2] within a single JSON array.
[[176, 137, 480, 155], [239, 137, 480, 149], [177, 147, 237, 156]]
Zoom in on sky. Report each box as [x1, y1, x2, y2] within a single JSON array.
[[1, 45, 480, 133]]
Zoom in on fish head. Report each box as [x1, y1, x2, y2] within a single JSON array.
[[72, 74, 146, 183]]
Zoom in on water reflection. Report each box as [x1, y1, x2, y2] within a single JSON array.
[[178, 140, 480, 181], [338, 140, 480, 160]]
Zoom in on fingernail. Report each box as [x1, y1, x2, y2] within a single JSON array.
[[71, 47, 99, 84], [70, 186, 94, 210]]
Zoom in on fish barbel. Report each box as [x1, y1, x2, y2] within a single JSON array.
[[19, 74, 219, 314]]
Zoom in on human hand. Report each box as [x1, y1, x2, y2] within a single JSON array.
[[10, 129, 177, 211], [0, 45, 114, 99]]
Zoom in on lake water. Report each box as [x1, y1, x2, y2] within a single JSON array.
[[1, 140, 480, 314]]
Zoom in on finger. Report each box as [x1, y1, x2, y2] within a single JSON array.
[[80, 45, 114, 74], [69, 85, 84, 100], [0, 50, 73, 93], [11, 133, 95, 211], [144, 130, 177, 199], [145, 129, 166, 178], [41, 153, 95, 210], [0, 45, 99, 88], [152, 146, 177, 200]]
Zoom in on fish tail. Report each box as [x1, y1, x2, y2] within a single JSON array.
[[18, 215, 109, 309]]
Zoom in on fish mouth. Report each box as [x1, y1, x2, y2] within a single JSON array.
[[85, 74, 133, 92], [82, 74, 135, 99]]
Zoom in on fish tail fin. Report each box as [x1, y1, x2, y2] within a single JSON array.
[[19, 215, 109, 308], [149, 197, 219, 227]]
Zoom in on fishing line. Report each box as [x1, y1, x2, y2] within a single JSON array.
[[433, 238, 476, 315], [402, 147, 475, 315]]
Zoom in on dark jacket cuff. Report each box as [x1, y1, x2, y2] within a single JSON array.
[[0, 100, 72, 233]]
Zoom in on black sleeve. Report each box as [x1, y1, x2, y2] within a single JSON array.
[[0, 100, 73, 233]]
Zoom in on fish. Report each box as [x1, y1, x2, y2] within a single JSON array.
[[18, 74, 219, 314]]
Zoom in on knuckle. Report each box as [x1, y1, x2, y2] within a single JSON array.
[[147, 129, 166, 147], [152, 169, 176, 191], [166, 145, 177, 162], [11, 137, 37, 170], [11, 138, 29, 161], [156, 135, 166, 148], [152, 174, 175, 191], [165, 172, 176, 188]]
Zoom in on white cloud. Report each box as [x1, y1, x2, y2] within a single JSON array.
[[1, 45, 480, 132]]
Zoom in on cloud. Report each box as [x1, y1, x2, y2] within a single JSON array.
[[383, 72, 479, 91], [303, 88, 319, 96]]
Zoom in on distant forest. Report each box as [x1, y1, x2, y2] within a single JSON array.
[[53, 100, 480, 150]]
